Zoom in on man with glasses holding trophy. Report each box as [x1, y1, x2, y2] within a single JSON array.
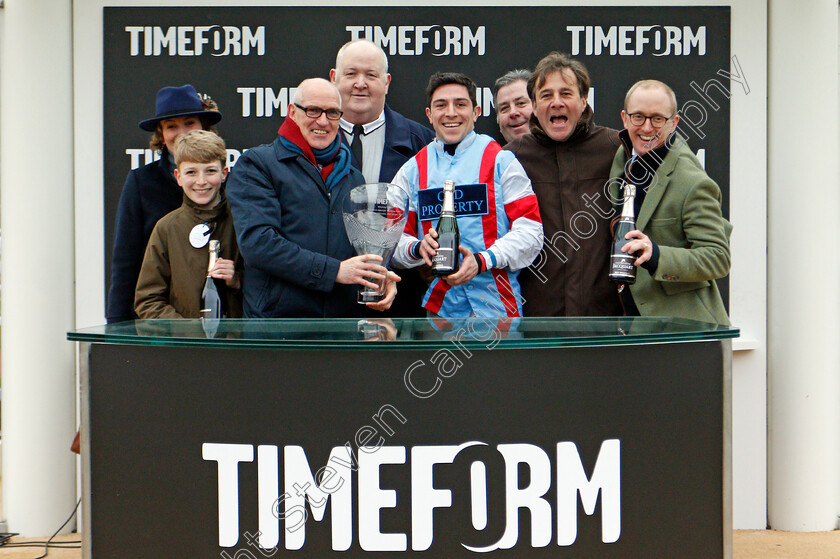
[[226, 78, 399, 318], [608, 79, 731, 324]]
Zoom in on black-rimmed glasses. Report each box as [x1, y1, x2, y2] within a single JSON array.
[[626, 113, 674, 128], [294, 103, 343, 121]]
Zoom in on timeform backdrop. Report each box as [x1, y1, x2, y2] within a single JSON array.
[[103, 6, 732, 303]]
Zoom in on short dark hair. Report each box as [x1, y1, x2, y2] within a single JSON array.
[[493, 69, 532, 106], [527, 52, 590, 100], [425, 72, 477, 108]]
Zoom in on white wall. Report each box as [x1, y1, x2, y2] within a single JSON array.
[[1, 0, 77, 535], [767, 0, 840, 532], [725, 0, 768, 529]]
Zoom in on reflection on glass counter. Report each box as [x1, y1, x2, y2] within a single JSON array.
[[69, 316, 738, 349]]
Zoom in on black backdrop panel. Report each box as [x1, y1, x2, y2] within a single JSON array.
[[103, 6, 732, 302], [88, 341, 725, 557]]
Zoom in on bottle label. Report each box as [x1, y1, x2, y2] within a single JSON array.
[[433, 248, 454, 265], [418, 184, 489, 221], [432, 247, 459, 274], [609, 254, 636, 280]]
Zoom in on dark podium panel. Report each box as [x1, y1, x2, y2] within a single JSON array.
[[70, 317, 736, 559]]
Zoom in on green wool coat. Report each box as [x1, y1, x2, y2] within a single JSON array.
[[609, 136, 732, 325]]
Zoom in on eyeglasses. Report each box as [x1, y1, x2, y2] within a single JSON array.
[[294, 104, 343, 121], [626, 113, 674, 128]]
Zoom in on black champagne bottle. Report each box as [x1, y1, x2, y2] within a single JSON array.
[[432, 180, 460, 276], [201, 240, 222, 319], [609, 183, 637, 285]]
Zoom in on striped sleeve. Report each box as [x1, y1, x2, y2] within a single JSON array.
[[392, 159, 426, 268], [484, 154, 544, 272]]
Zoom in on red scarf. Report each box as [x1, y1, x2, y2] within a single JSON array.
[[277, 117, 340, 185]]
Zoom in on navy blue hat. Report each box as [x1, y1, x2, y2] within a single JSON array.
[[138, 84, 222, 131]]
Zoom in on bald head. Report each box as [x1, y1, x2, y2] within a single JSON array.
[[335, 39, 388, 74], [623, 79, 677, 115], [293, 78, 341, 106], [330, 39, 392, 125], [290, 78, 342, 150], [621, 79, 680, 156]]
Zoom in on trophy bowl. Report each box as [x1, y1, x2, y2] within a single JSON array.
[[342, 182, 410, 304]]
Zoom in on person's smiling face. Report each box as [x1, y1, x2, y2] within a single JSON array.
[[426, 83, 480, 145], [175, 160, 227, 209], [495, 79, 533, 143], [330, 41, 391, 125], [160, 115, 202, 154], [290, 79, 342, 150], [621, 84, 680, 155]]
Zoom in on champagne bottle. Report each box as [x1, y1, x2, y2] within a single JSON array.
[[432, 180, 460, 276], [200, 240, 222, 319], [609, 183, 637, 285]]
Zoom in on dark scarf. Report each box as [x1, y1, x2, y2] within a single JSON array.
[[277, 117, 351, 191], [617, 128, 672, 217], [611, 129, 667, 313], [529, 104, 594, 145]]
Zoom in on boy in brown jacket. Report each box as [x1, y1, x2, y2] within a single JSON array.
[[135, 130, 243, 318]]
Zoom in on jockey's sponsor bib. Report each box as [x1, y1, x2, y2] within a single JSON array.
[[418, 183, 489, 221]]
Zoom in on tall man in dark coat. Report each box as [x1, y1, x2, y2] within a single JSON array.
[[225, 78, 397, 318], [505, 52, 622, 317], [330, 39, 434, 317]]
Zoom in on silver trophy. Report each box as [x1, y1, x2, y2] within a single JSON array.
[[342, 182, 410, 303]]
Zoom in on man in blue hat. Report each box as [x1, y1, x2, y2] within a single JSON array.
[[107, 84, 222, 323]]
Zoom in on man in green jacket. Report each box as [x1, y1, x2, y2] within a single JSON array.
[[608, 79, 732, 325]]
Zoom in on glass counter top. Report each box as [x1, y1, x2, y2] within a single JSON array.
[[68, 317, 739, 350]]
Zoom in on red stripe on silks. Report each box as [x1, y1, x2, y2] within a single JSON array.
[[479, 142, 502, 250], [404, 210, 419, 237], [496, 318, 512, 333], [416, 147, 429, 191], [415, 148, 432, 236], [492, 269, 521, 318], [504, 194, 542, 224], [424, 279, 452, 314]]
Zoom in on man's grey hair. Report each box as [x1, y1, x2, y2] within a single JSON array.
[[334, 39, 389, 74], [492, 69, 532, 107]]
